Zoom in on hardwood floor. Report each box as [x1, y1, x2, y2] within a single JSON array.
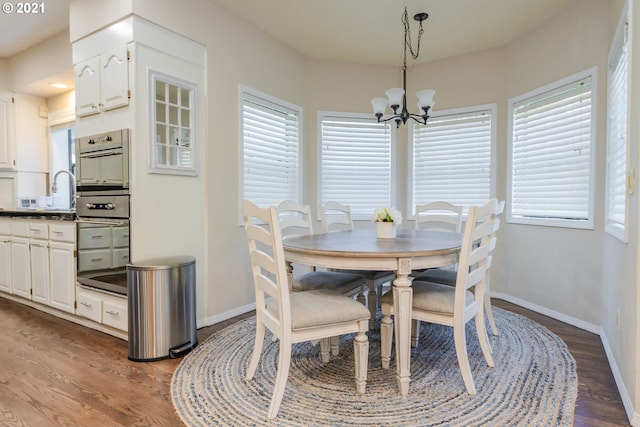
[[0, 297, 630, 426]]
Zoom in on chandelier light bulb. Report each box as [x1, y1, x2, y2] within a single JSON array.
[[371, 98, 388, 116], [416, 89, 435, 110], [385, 88, 405, 111]]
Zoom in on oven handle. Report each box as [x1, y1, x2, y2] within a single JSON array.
[[76, 219, 128, 227], [79, 148, 123, 158]]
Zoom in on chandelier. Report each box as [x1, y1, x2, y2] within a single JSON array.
[[371, 7, 435, 128]]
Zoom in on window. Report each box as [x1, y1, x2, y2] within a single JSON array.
[[409, 105, 494, 216], [150, 71, 197, 175], [319, 112, 395, 219], [605, 6, 629, 241], [508, 68, 596, 228], [241, 86, 302, 208]]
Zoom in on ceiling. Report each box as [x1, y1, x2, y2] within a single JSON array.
[[0, 0, 69, 58], [0, 0, 575, 96], [210, 0, 576, 66]]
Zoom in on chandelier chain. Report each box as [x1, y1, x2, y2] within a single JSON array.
[[402, 7, 424, 67]]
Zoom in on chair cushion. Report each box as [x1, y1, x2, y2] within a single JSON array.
[[413, 268, 457, 286], [266, 289, 370, 330], [380, 281, 473, 315], [295, 271, 365, 293]]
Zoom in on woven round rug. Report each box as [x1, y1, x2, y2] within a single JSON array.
[[171, 307, 577, 426]]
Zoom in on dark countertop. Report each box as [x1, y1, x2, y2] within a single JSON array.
[[0, 208, 76, 221]]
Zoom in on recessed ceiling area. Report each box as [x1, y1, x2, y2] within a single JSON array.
[[209, 0, 575, 66], [0, 0, 575, 97]]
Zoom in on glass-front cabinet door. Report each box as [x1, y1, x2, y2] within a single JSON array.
[[150, 71, 196, 176]]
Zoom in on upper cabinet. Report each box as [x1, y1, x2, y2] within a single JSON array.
[[0, 93, 15, 170], [75, 45, 130, 117], [0, 92, 48, 172]]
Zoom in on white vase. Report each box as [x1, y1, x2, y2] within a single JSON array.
[[376, 221, 397, 239]]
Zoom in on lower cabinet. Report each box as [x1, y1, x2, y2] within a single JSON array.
[[76, 286, 128, 332], [0, 219, 10, 293], [49, 240, 76, 313], [10, 235, 30, 299], [1, 218, 127, 337], [4, 220, 76, 313], [48, 223, 76, 314], [30, 222, 50, 305]]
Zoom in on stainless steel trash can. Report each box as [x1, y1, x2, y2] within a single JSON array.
[[127, 256, 197, 361]]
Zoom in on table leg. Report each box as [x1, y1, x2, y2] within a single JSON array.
[[393, 258, 413, 396]]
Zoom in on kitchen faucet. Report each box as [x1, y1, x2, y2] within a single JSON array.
[[52, 170, 77, 211]]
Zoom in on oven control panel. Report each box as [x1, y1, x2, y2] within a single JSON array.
[[77, 129, 129, 154], [76, 195, 129, 219], [84, 202, 116, 210]]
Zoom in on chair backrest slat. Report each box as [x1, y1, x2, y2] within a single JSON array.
[[243, 199, 292, 333], [320, 201, 354, 233], [415, 201, 463, 232], [277, 200, 314, 237], [455, 199, 497, 293]]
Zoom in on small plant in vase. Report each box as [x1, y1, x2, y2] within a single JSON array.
[[372, 207, 403, 238]]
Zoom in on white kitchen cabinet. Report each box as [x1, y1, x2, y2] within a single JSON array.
[[30, 236, 49, 305], [28, 222, 49, 305], [102, 298, 127, 331], [0, 92, 14, 170], [0, 93, 49, 205], [10, 236, 30, 299], [7, 220, 76, 314], [0, 219, 11, 293], [76, 286, 128, 332], [76, 287, 102, 323], [75, 45, 129, 117], [49, 223, 76, 314]]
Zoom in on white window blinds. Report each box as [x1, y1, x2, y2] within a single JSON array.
[[509, 71, 595, 226], [241, 89, 301, 207], [319, 113, 394, 219], [606, 16, 628, 239], [411, 107, 492, 215]]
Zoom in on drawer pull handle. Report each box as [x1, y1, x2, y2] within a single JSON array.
[[52, 231, 63, 234], [90, 258, 104, 262], [80, 301, 92, 307], [105, 310, 120, 316], [90, 236, 104, 239]]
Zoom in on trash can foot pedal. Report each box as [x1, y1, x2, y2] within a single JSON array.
[[169, 340, 197, 358]]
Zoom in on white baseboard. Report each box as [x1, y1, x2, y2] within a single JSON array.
[[492, 291, 637, 425], [492, 292, 600, 334], [600, 332, 639, 426], [196, 302, 256, 329]]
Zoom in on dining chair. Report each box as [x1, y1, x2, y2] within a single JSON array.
[[414, 199, 505, 336], [411, 201, 463, 278], [380, 199, 497, 395], [415, 201, 463, 232], [320, 201, 396, 329], [276, 200, 366, 299], [242, 200, 370, 419], [277, 200, 367, 354]]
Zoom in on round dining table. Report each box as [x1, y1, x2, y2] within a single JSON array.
[[282, 228, 462, 396]]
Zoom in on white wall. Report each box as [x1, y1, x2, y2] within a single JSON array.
[[20, 0, 640, 420], [9, 31, 72, 93], [118, 4, 637, 407], [0, 59, 9, 90], [127, 0, 310, 322]]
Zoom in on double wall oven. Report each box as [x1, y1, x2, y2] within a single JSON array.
[[75, 129, 131, 296]]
